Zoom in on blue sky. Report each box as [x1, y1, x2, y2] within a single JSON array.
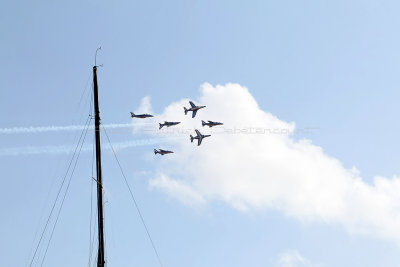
[[2, 0, 400, 266]]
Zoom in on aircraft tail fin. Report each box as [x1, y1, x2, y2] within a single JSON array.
[[159, 123, 163, 129], [202, 120, 206, 127], [184, 107, 188, 115], [154, 149, 158, 154], [190, 135, 194, 143], [130, 112, 135, 118]]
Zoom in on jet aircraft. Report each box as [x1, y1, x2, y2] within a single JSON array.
[[130, 112, 153, 118], [154, 149, 174, 155], [184, 101, 206, 118], [202, 120, 223, 127], [159, 121, 181, 129], [190, 129, 211, 146]]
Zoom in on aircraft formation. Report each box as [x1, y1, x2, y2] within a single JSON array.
[[130, 112, 153, 118], [159, 121, 180, 129], [154, 149, 173, 155], [190, 129, 211, 146], [130, 101, 223, 155], [184, 101, 206, 118], [202, 120, 223, 127]]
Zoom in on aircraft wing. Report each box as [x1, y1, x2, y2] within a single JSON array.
[[192, 110, 197, 118], [195, 129, 201, 137], [198, 137, 202, 146], [189, 101, 196, 108]]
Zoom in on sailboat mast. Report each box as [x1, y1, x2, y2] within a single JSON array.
[[93, 65, 106, 267]]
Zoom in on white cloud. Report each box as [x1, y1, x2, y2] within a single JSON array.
[[149, 174, 205, 206], [135, 96, 153, 114], [139, 83, 400, 243], [277, 250, 317, 267]]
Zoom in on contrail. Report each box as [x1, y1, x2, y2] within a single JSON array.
[[0, 138, 166, 156], [0, 123, 157, 134]]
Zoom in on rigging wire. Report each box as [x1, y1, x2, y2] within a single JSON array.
[[77, 72, 93, 113], [90, 219, 98, 267], [29, 115, 92, 267], [87, 87, 96, 267], [89, 136, 98, 266], [28, 74, 93, 266], [88, 132, 95, 267], [25, 152, 65, 267], [101, 124, 164, 267], [40, 116, 92, 266]]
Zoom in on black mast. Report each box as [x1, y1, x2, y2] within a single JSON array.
[[93, 48, 105, 267]]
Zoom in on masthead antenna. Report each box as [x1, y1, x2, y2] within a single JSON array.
[[95, 46, 102, 67]]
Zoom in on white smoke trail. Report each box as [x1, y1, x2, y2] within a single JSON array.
[[0, 123, 135, 134], [0, 138, 166, 156]]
